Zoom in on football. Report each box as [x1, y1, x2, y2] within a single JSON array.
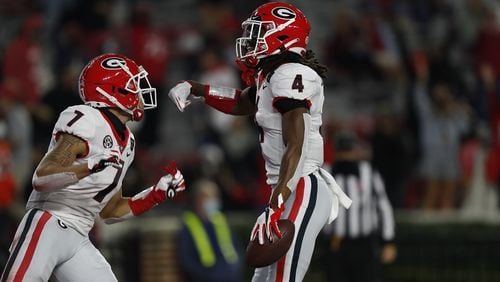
[[245, 219, 295, 268]]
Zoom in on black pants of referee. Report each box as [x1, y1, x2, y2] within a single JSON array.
[[326, 237, 382, 282]]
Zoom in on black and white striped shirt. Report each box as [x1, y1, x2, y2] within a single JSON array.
[[328, 160, 395, 242]]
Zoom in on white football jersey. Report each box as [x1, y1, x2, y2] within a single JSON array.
[[254, 63, 324, 185], [27, 105, 135, 235]]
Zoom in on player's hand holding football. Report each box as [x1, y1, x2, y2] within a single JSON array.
[[251, 194, 285, 245], [154, 161, 186, 199], [88, 155, 122, 174]]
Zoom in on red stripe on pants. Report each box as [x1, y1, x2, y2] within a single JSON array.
[[13, 212, 51, 282], [276, 177, 305, 282], [287, 178, 305, 222]]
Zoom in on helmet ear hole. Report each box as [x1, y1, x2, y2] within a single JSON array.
[[117, 88, 130, 96], [277, 35, 288, 41]]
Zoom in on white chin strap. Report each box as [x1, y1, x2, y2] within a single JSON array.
[[261, 17, 301, 58], [256, 39, 304, 60], [269, 39, 301, 56], [95, 87, 144, 121]]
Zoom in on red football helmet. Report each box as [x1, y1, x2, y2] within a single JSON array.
[[78, 53, 157, 121], [235, 2, 310, 67]]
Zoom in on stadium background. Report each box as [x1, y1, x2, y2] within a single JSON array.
[[0, 0, 499, 281]]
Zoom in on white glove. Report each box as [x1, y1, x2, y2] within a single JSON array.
[[250, 194, 285, 245], [168, 81, 193, 112], [154, 161, 186, 199]]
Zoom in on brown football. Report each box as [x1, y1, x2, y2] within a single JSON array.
[[245, 219, 295, 268]]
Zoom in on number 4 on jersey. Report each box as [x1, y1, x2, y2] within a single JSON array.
[[292, 74, 304, 93]]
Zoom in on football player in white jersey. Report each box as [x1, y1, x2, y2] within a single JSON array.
[[1, 53, 186, 282], [169, 2, 352, 281]]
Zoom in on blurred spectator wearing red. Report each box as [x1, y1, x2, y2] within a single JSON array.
[[128, 3, 170, 146], [0, 118, 15, 271], [1, 15, 43, 107], [473, 8, 500, 209]]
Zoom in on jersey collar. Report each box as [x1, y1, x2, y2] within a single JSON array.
[[99, 108, 130, 151]]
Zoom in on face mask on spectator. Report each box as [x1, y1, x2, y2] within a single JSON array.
[[203, 199, 221, 216]]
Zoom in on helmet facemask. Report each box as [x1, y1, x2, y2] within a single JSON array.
[[236, 20, 274, 60], [124, 66, 157, 110], [236, 17, 298, 64]]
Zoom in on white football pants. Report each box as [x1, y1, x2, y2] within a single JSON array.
[[1, 209, 116, 282], [252, 172, 334, 282]]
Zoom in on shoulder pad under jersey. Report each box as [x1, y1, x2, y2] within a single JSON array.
[[53, 105, 98, 141], [269, 63, 321, 101]]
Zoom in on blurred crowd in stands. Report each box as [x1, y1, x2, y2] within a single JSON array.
[[0, 0, 499, 235]]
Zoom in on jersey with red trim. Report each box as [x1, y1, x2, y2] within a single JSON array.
[[255, 63, 324, 185], [27, 105, 135, 235]]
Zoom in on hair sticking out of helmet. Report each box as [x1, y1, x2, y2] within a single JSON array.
[[235, 2, 310, 67], [78, 53, 157, 121]]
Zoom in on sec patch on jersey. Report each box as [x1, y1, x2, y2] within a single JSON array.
[[245, 219, 295, 268]]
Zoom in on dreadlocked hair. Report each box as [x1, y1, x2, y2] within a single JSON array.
[[257, 50, 328, 79]]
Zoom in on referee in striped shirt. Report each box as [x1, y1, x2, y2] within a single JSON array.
[[323, 132, 397, 282]]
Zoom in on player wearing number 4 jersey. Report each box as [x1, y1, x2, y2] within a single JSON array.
[[1, 53, 186, 282], [169, 2, 351, 281]]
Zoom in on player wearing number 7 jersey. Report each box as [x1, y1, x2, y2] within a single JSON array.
[[1, 53, 186, 282], [169, 2, 351, 281]]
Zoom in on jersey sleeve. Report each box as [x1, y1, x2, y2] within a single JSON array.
[[53, 105, 97, 142], [269, 63, 320, 112]]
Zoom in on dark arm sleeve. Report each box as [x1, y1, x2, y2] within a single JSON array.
[[273, 97, 310, 114]]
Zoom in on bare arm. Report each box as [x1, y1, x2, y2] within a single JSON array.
[[270, 107, 309, 209], [188, 80, 257, 115], [100, 189, 132, 220], [34, 134, 90, 184]]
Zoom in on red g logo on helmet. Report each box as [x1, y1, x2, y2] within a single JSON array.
[[78, 53, 157, 121], [101, 57, 127, 69], [271, 7, 296, 19]]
